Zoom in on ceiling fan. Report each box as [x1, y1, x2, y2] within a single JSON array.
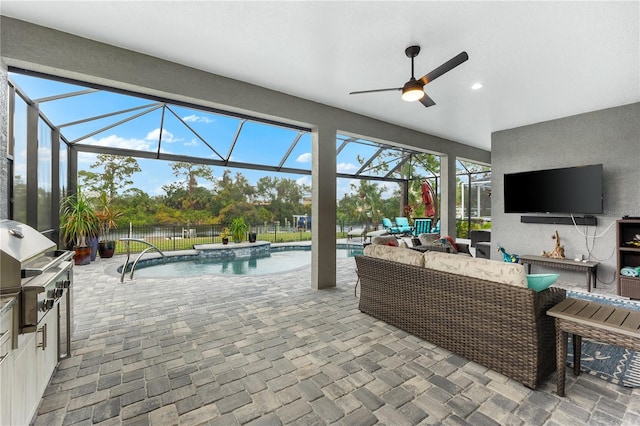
[[349, 46, 469, 108]]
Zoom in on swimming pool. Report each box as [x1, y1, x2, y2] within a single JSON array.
[[131, 246, 363, 277]]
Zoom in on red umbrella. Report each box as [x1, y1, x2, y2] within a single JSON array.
[[421, 180, 436, 217]]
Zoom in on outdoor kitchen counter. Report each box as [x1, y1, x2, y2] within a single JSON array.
[[0, 293, 17, 315]]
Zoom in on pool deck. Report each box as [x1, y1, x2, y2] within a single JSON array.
[[32, 245, 640, 425]]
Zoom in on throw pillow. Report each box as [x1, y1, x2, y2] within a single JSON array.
[[418, 233, 440, 246], [372, 235, 399, 246], [443, 235, 458, 251]]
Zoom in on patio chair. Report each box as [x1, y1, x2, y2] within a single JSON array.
[[394, 217, 413, 235], [431, 219, 441, 234], [381, 217, 402, 235], [413, 218, 432, 236], [347, 228, 366, 241]]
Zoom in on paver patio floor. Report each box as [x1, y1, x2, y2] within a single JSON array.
[[33, 252, 640, 425]]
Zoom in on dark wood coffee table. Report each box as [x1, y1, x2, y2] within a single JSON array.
[[547, 298, 640, 396]]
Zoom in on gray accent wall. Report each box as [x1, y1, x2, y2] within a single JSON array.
[[492, 102, 640, 289]]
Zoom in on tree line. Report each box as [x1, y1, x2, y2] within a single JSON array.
[[77, 154, 450, 230]]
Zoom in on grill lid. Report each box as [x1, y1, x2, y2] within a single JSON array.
[[0, 219, 56, 263], [1, 220, 56, 289]]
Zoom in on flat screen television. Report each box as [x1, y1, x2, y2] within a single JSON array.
[[504, 164, 603, 214]]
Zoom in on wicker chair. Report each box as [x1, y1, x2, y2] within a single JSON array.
[[355, 255, 566, 389]]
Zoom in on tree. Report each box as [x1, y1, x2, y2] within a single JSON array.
[[216, 202, 260, 227], [117, 189, 156, 226], [256, 176, 278, 202], [162, 162, 216, 211], [168, 161, 215, 193], [353, 179, 386, 228], [78, 154, 141, 201], [257, 176, 309, 204]]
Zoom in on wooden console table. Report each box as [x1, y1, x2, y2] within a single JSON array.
[[547, 298, 640, 396], [519, 255, 599, 292]]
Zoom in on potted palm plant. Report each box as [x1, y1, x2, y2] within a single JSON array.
[[94, 192, 121, 258], [229, 217, 247, 243], [60, 187, 99, 265]]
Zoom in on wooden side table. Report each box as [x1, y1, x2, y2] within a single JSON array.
[[520, 255, 599, 292], [547, 298, 640, 396]]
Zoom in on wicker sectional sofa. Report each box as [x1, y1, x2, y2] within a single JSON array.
[[355, 245, 566, 389]]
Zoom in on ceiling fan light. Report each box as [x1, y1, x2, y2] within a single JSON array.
[[401, 79, 425, 102]]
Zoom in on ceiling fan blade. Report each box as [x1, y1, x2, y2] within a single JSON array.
[[419, 93, 436, 108], [419, 51, 469, 85], [349, 87, 402, 95]]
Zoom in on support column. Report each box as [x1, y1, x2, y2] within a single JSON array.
[[0, 61, 8, 219], [440, 154, 458, 238], [311, 125, 336, 289], [26, 102, 39, 228]]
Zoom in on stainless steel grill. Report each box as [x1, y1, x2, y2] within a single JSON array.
[[0, 220, 73, 354]]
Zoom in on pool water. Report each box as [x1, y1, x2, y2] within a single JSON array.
[[133, 247, 363, 277]]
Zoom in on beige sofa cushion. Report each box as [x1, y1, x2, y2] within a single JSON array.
[[364, 244, 425, 267], [423, 251, 528, 287]]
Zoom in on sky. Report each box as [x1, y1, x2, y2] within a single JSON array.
[[11, 72, 401, 201]]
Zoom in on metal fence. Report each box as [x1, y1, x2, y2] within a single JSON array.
[[111, 223, 309, 253], [109, 222, 380, 254]]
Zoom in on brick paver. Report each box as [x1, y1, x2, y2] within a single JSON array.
[[33, 245, 640, 425]]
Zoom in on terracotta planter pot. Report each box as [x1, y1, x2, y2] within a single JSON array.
[[74, 246, 92, 265], [98, 240, 116, 258]]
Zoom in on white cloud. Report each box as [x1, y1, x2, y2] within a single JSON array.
[[91, 134, 153, 150], [336, 178, 358, 199], [379, 182, 399, 198], [296, 152, 312, 163], [184, 138, 199, 147], [182, 114, 213, 123], [78, 151, 98, 165], [337, 162, 358, 174], [76, 134, 154, 164], [296, 176, 311, 187], [145, 128, 181, 143]]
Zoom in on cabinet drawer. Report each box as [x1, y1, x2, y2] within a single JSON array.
[[0, 308, 13, 359], [620, 276, 640, 299], [0, 330, 11, 361]]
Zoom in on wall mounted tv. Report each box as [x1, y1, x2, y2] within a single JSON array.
[[504, 164, 603, 214]]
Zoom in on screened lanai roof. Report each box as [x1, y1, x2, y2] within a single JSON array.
[[9, 70, 440, 182]]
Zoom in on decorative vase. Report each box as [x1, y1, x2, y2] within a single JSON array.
[[249, 232, 257, 243], [88, 236, 99, 261], [222, 237, 229, 245]]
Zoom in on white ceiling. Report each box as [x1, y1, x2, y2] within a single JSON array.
[[2, 1, 639, 151]]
